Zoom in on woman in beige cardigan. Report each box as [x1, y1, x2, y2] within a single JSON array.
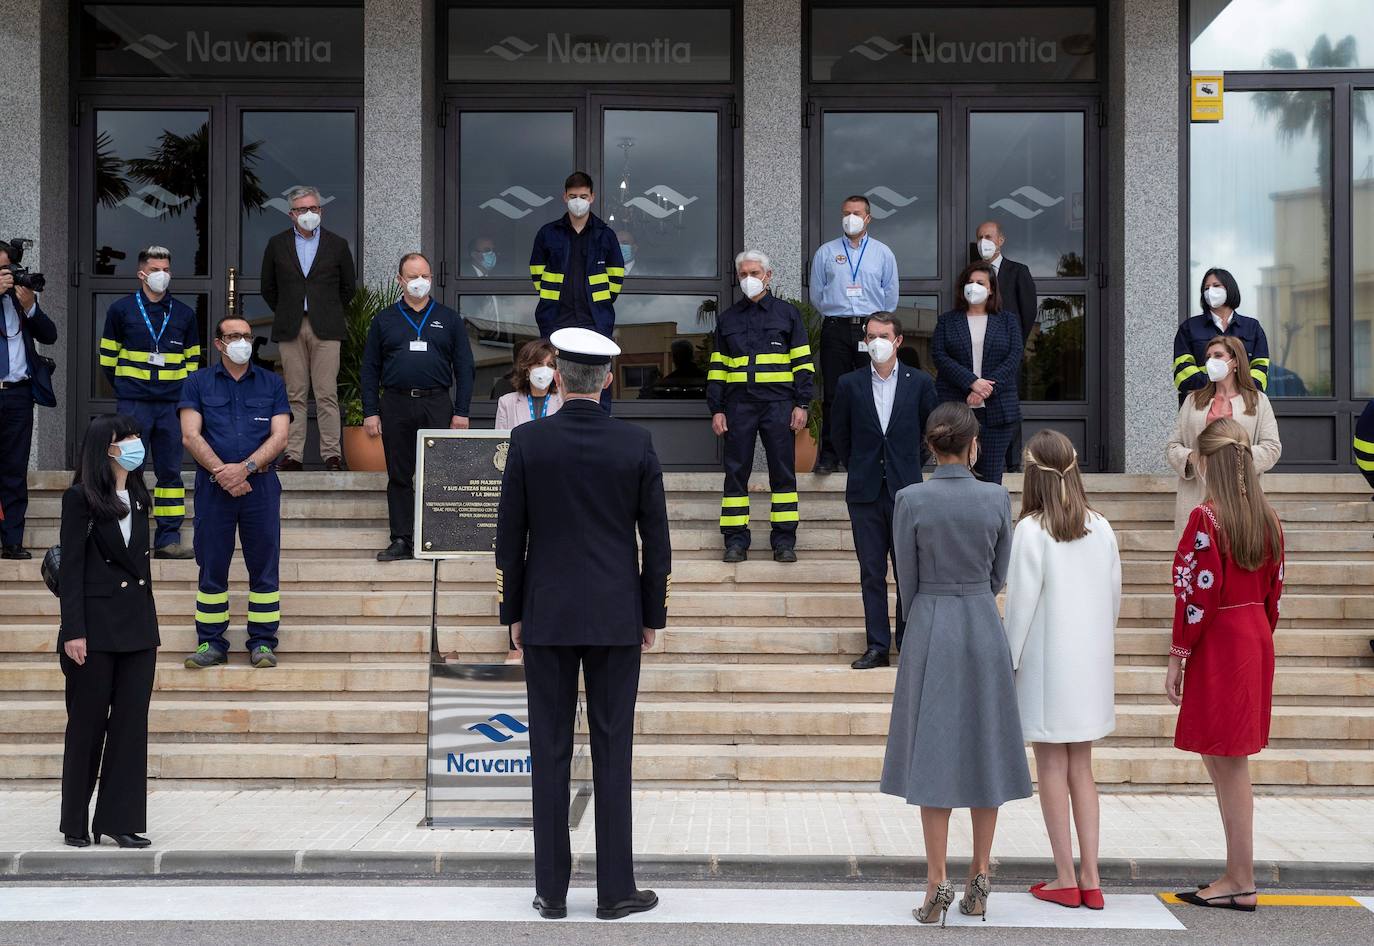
[[1166, 335, 1281, 533]]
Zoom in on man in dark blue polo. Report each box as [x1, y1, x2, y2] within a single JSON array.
[[178, 316, 290, 669]]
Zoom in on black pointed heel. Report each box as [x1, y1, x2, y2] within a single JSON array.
[[96, 833, 152, 849]]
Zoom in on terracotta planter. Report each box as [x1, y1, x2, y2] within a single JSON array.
[[342, 426, 388, 472], [795, 428, 818, 474]]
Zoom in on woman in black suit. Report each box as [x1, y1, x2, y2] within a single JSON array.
[[58, 414, 160, 848], [931, 261, 1024, 484]]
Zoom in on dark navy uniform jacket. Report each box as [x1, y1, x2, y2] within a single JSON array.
[[1356, 400, 1374, 490], [495, 398, 671, 647], [1173, 312, 1270, 399], [177, 361, 290, 464], [705, 292, 815, 414], [99, 291, 201, 401]]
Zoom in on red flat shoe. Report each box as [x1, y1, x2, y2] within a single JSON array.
[[1029, 882, 1082, 908], [1079, 887, 1105, 910]]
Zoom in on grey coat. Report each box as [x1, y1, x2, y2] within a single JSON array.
[[879, 464, 1033, 808]]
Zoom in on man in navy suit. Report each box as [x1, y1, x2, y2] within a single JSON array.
[[0, 240, 58, 559], [830, 313, 937, 669], [496, 327, 670, 921]]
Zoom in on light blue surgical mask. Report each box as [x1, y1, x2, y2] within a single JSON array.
[[619, 243, 635, 263], [113, 438, 145, 472], [479, 250, 497, 270]]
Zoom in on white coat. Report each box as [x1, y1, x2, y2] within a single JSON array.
[[1003, 512, 1121, 744]]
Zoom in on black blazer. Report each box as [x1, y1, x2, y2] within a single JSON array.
[[997, 257, 1038, 341], [495, 399, 672, 647], [4, 292, 58, 407], [931, 309, 1024, 427], [57, 485, 160, 652], [830, 365, 938, 503], [261, 227, 357, 343]]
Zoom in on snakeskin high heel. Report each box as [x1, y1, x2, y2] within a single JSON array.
[[913, 881, 955, 926], [959, 872, 991, 921]]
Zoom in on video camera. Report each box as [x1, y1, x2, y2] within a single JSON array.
[[0, 237, 46, 293]]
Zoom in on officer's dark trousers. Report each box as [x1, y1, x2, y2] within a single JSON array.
[[818, 317, 867, 465], [59, 647, 156, 838], [849, 489, 904, 653], [193, 470, 282, 653], [380, 389, 451, 543], [524, 643, 641, 904], [720, 399, 797, 552], [118, 398, 186, 549], [0, 383, 35, 547]]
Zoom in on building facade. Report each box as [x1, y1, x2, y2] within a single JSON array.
[[3, 0, 1370, 472]]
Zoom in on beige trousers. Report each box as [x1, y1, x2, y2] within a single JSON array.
[[277, 315, 341, 462]]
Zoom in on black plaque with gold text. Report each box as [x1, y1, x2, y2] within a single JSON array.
[[414, 431, 511, 558]]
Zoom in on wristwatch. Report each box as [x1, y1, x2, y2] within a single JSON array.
[[245, 459, 258, 474]]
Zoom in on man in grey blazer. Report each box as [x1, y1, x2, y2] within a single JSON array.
[[261, 185, 357, 471]]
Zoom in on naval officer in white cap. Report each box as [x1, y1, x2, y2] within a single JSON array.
[[495, 326, 671, 920]]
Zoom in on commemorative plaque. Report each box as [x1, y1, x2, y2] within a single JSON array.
[[413, 430, 511, 558]]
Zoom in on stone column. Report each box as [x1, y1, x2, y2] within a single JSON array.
[[362, 0, 436, 287], [1113, 0, 1181, 473]]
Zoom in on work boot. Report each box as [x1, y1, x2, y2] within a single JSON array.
[[722, 545, 747, 564], [154, 543, 195, 560], [251, 646, 278, 669], [184, 643, 227, 669], [377, 539, 413, 562]]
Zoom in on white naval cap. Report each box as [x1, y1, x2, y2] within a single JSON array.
[[549, 327, 621, 366]]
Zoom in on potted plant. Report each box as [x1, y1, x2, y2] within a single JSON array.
[[784, 296, 824, 474], [337, 281, 401, 472]]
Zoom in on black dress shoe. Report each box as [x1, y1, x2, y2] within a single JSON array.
[[532, 895, 567, 919], [277, 457, 304, 472], [722, 545, 748, 564], [850, 647, 890, 670], [324, 456, 344, 472], [597, 889, 658, 920], [97, 833, 151, 848], [1, 545, 31, 560], [63, 834, 91, 848], [812, 459, 836, 475], [376, 539, 413, 562], [773, 547, 797, 563]]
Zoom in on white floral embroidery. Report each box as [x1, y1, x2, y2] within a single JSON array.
[[1197, 569, 1215, 590], [1194, 531, 1211, 551], [1186, 604, 1205, 625], [1278, 561, 1285, 582], [1174, 562, 1195, 599]]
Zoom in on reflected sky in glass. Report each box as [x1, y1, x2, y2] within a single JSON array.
[[1191, 0, 1374, 70]]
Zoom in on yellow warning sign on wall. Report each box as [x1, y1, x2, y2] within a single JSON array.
[[1191, 73, 1224, 122]]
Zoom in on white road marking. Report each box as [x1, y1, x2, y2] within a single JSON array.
[[0, 885, 1184, 929], [1358, 896, 1374, 915]]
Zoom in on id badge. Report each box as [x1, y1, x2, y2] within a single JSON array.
[[845, 283, 864, 298], [409, 340, 429, 352], [857, 340, 868, 353], [148, 352, 167, 367]]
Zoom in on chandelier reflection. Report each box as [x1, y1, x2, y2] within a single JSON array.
[[606, 138, 691, 234]]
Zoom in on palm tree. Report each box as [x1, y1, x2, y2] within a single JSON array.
[[94, 131, 129, 209]]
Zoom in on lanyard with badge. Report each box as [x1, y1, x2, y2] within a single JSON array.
[[135, 293, 172, 366], [400, 300, 434, 352], [527, 395, 548, 422], [843, 236, 870, 351]]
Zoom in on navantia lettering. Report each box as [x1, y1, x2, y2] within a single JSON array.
[[447, 752, 532, 774], [910, 33, 1057, 65], [185, 31, 334, 64], [547, 33, 691, 65]]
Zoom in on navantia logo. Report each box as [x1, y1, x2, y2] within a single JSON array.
[[622, 185, 699, 220], [863, 186, 918, 220], [480, 186, 555, 220], [849, 35, 902, 62], [989, 185, 1064, 220], [467, 713, 530, 743], [118, 184, 191, 219], [486, 35, 538, 62], [124, 33, 178, 61]]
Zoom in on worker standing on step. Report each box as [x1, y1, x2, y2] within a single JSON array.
[[1355, 399, 1374, 496], [99, 246, 200, 560], [178, 316, 290, 670], [496, 327, 670, 921], [707, 250, 813, 564]]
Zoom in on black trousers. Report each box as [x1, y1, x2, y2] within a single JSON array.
[[849, 490, 904, 653], [1005, 423, 1024, 474], [971, 409, 1016, 485], [524, 643, 641, 904], [0, 384, 35, 547], [819, 318, 868, 464], [379, 390, 452, 542], [59, 647, 156, 838], [720, 399, 797, 551]]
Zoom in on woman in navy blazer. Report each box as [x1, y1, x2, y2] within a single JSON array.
[[932, 261, 1024, 484]]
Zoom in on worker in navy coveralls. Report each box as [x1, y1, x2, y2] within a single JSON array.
[[178, 315, 290, 670], [496, 327, 670, 922], [99, 245, 200, 559]]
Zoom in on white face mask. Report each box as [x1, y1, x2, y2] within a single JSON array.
[[145, 270, 171, 294], [739, 275, 765, 299], [405, 277, 432, 299], [529, 366, 555, 391], [1205, 357, 1232, 382], [978, 238, 998, 261], [867, 337, 895, 365], [963, 282, 989, 306], [842, 213, 866, 236], [296, 211, 321, 233], [225, 339, 253, 365], [566, 196, 591, 218], [1204, 285, 1228, 308]]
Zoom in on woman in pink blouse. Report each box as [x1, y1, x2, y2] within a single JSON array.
[[495, 339, 563, 432]]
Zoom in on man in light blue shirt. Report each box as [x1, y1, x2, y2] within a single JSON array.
[[809, 195, 899, 473]]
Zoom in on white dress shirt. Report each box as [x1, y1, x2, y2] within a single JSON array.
[[967, 314, 989, 378], [870, 362, 898, 433], [116, 489, 133, 546], [2, 294, 37, 383]]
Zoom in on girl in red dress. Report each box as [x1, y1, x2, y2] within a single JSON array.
[[1167, 417, 1284, 912]]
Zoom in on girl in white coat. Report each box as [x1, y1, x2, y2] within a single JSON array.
[[1004, 429, 1121, 911]]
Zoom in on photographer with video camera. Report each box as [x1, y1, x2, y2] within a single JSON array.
[[0, 237, 57, 560]]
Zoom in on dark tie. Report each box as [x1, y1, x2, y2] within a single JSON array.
[[0, 301, 12, 380]]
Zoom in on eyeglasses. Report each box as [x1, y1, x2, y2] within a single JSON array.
[[289, 206, 322, 215], [219, 333, 253, 343]]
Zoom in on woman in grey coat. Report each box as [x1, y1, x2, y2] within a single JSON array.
[[880, 401, 1033, 925]]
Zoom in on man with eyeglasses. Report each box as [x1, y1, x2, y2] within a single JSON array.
[[261, 184, 357, 471]]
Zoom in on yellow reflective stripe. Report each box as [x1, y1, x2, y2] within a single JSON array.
[[591, 290, 611, 302], [588, 273, 609, 285], [539, 289, 561, 300], [153, 505, 185, 517], [1355, 435, 1374, 454], [529, 265, 546, 275], [792, 362, 816, 374], [709, 351, 726, 364], [539, 271, 564, 283], [119, 349, 188, 364], [724, 355, 748, 367], [1357, 455, 1374, 471], [770, 511, 800, 522], [1250, 357, 1270, 367], [754, 371, 795, 383], [608, 281, 623, 293], [1173, 353, 1196, 369], [248, 591, 280, 604], [157, 368, 189, 381], [754, 353, 791, 365], [706, 369, 728, 381], [99, 355, 118, 367], [721, 496, 750, 508], [719, 514, 750, 526], [788, 345, 812, 359], [184, 345, 201, 358], [1173, 365, 1201, 388], [99, 337, 121, 352], [1251, 369, 1268, 388], [725, 372, 748, 383], [197, 590, 229, 605], [194, 610, 230, 624], [605, 266, 625, 277], [154, 487, 184, 498], [771, 492, 799, 504], [114, 366, 153, 380], [246, 611, 281, 623]]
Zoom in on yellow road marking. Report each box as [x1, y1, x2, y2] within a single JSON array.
[[1159, 893, 1363, 907]]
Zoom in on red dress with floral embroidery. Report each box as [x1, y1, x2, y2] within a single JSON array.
[[1171, 504, 1284, 756]]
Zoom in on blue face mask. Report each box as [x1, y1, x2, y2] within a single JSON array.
[[112, 438, 145, 472], [479, 250, 497, 270], [619, 243, 635, 263]]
